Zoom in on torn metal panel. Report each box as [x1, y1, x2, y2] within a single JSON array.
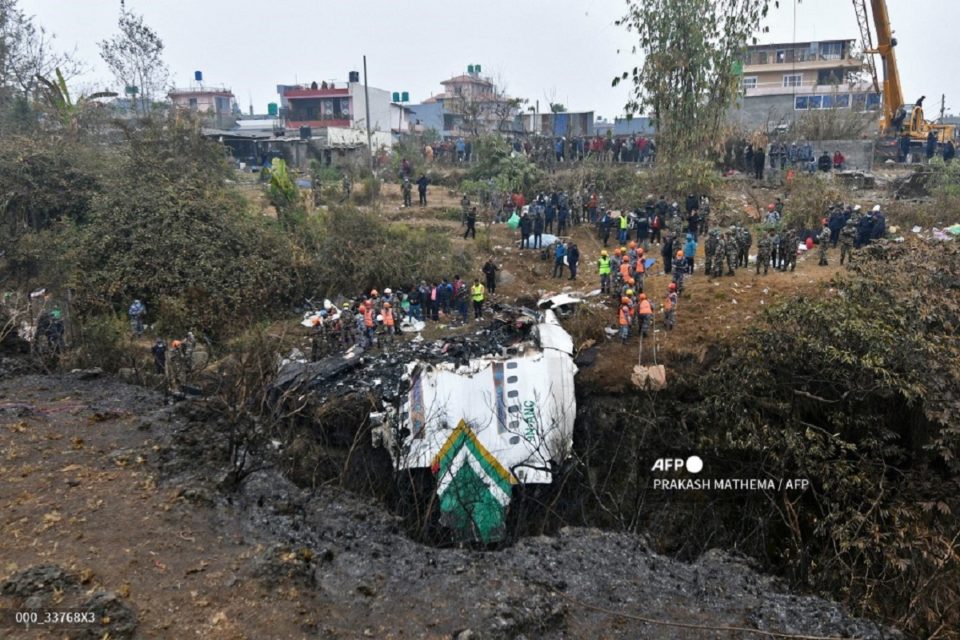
[[373, 296, 580, 542], [390, 340, 577, 485]]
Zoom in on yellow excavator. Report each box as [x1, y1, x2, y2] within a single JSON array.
[[853, 0, 955, 153]]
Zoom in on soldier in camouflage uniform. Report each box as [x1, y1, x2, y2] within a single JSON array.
[[724, 230, 738, 275], [704, 229, 719, 276], [736, 225, 753, 268], [817, 221, 831, 266], [839, 218, 857, 265], [771, 229, 781, 270], [756, 229, 773, 275], [699, 197, 711, 236], [711, 233, 727, 277], [780, 228, 797, 272], [670, 204, 684, 237]]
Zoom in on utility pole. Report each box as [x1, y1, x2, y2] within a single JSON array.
[[940, 94, 947, 121], [363, 55, 373, 172]]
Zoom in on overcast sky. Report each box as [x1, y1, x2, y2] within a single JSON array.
[[19, 0, 960, 118]]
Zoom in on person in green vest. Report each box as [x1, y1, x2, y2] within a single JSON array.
[[618, 211, 630, 244], [471, 279, 485, 321], [598, 249, 612, 293]]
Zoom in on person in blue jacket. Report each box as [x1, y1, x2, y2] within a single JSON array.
[[683, 233, 697, 273], [552, 241, 567, 279]]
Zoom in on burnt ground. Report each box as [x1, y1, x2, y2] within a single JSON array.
[[0, 370, 902, 639]]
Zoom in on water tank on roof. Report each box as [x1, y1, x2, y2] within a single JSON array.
[[392, 92, 400, 102], [267, 102, 278, 116], [194, 70, 203, 82], [467, 65, 474, 74], [475, 64, 481, 73], [300, 126, 311, 140], [348, 71, 360, 83], [401, 91, 409, 102]]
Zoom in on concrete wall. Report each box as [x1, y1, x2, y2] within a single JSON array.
[[406, 103, 444, 133], [348, 84, 393, 134], [729, 94, 797, 131]]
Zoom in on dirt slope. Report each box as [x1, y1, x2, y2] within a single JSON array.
[[0, 371, 900, 639]]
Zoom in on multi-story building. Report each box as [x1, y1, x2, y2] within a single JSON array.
[[733, 38, 882, 130], [276, 71, 394, 135], [168, 85, 236, 129], [416, 65, 520, 135]]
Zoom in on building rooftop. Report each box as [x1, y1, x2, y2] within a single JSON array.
[[440, 74, 494, 87], [745, 38, 853, 50], [169, 86, 234, 97]]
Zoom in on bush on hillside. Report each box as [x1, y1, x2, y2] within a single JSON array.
[[310, 207, 469, 296]]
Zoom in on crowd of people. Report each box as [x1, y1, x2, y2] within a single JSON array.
[[302, 266, 500, 356], [416, 134, 658, 168], [743, 141, 853, 180]]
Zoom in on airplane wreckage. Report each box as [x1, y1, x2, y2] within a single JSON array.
[[272, 296, 585, 543]]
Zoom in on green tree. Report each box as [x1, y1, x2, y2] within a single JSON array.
[[34, 67, 116, 133], [98, 2, 168, 114], [0, 0, 78, 98], [615, 0, 773, 163]]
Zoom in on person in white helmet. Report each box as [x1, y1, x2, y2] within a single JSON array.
[[870, 205, 886, 241]]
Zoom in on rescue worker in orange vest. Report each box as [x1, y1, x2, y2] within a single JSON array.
[[618, 296, 632, 343], [634, 247, 646, 291], [637, 293, 654, 337], [664, 282, 678, 330], [381, 302, 395, 349], [626, 241, 639, 269], [362, 300, 376, 348], [610, 248, 623, 291], [619, 256, 633, 288]]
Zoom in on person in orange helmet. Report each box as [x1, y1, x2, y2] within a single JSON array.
[[381, 302, 395, 349], [673, 249, 687, 295], [664, 283, 678, 330], [618, 296, 632, 343], [618, 253, 633, 286], [637, 292, 654, 337], [362, 300, 376, 348]]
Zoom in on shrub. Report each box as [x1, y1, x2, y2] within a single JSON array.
[[310, 206, 470, 295]]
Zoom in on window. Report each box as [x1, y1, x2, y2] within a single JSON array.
[[834, 94, 851, 108], [808, 95, 823, 109], [819, 42, 844, 60], [817, 69, 844, 85], [866, 93, 882, 110], [794, 96, 809, 110], [188, 97, 197, 109], [783, 74, 802, 88], [776, 49, 786, 63], [741, 76, 758, 90]]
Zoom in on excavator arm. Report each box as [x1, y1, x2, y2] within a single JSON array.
[[867, 0, 904, 132], [854, 0, 954, 144]]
